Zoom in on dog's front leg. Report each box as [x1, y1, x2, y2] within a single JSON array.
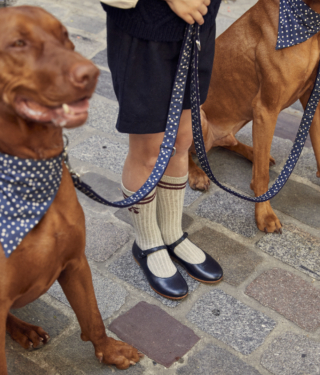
[[58, 256, 141, 370], [0, 305, 10, 375], [252, 100, 282, 233]]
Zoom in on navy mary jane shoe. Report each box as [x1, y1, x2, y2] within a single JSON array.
[[167, 233, 223, 283], [132, 242, 188, 300]]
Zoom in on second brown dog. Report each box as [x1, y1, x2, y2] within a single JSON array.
[[189, 0, 320, 233]]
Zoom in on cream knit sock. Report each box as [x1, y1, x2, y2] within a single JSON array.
[[122, 183, 176, 278], [157, 174, 206, 264]]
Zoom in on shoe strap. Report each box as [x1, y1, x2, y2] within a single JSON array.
[[137, 245, 167, 259], [167, 232, 189, 252]]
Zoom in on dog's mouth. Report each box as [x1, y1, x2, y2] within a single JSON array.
[[14, 97, 90, 128]]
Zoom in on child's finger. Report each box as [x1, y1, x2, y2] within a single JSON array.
[[192, 10, 205, 25]]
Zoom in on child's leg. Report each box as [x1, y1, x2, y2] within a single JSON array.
[[157, 110, 205, 263], [121, 110, 192, 297]]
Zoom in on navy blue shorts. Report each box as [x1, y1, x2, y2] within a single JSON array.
[[107, 15, 218, 134]]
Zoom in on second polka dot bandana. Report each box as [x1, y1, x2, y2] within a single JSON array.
[[0, 153, 63, 257], [277, 0, 320, 50]]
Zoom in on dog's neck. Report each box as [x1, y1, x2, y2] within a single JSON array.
[[0, 103, 64, 160]]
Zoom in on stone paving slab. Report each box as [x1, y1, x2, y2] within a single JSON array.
[[261, 332, 320, 375], [271, 179, 320, 229], [64, 14, 105, 34], [6, 350, 48, 375], [219, 0, 257, 19], [257, 224, 320, 280], [187, 289, 276, 355], [34, 3, 69, 20], [189, 227, 263, 286], [86, 215, 130, 262], [92, 48, 108, 68], [184, 182, 203, 206], [69, 134, 128, 175], [216, 16, 236, 37], [47, 269, 128, 320], [43, 330, 145, 375], [9, 299, 71, 348], [77, 172, 123, 213], [70, 33, 103, 59], [196, 190, 258, 238], [176, 344, 262, 375], [95, 70, 118, 101], [108, 248, 200, 307], [86, 95, 126, 139], [294, 149, 320, 186], [245, 268, 320, 331], [109, 301, 200, 368], [275, 112, 312, 147], [206, 147, 256, 196]]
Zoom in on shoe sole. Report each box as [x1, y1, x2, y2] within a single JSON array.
[[171, 257, 223, 284], [133, 257, 188, 300]]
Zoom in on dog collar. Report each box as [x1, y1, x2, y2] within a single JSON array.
[[277, 0, 320, 50], [0, 152, 63, 257]]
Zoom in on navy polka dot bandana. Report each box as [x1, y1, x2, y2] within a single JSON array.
[[277, 0, 320, 50], [0, 152, 63, 257]]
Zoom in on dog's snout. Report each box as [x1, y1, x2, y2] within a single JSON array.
[[69, 62, 99, 89]]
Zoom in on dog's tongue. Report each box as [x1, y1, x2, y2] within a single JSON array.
[[16, 98, 90, 127]]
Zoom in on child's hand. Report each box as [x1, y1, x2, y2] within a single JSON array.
[[165, 0, 210, 25]]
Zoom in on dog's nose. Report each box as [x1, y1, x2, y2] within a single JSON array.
[[69, 62, 99, 90]]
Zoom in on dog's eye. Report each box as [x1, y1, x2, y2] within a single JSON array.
[[11, 40, 26, 47]]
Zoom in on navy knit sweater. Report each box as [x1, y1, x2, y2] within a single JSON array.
[[101, 0, 221, 42]]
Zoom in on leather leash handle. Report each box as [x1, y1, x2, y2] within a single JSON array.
[[191, 24, 320, 203]]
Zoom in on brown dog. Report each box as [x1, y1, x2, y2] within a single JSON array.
[[0, 6, 142, 374], [188, 0, 320, 233]]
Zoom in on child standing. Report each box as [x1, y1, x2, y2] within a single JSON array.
[[102, 0, 223, 299]]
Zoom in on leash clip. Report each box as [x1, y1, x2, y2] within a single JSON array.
[[196, 40, 201, 51], [63, 135, 81, 182], [160, 145, 176, 157]]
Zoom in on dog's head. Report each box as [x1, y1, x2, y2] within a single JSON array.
[[0, 6, 99, 129]]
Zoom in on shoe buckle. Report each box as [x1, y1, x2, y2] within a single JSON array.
[[138, 251, 146, 259]]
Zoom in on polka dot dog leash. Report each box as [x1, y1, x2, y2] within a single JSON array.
[[191, 0, 320, 203]]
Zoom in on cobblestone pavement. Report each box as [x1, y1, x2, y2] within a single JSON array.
[[4, 0, 320, 374]]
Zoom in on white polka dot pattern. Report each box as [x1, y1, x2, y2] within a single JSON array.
[[191, 2, 320, 203], [0, 152, 63, 257], [276, 0, 320, 50]]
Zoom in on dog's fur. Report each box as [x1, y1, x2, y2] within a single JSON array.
[[189, 0, 320, 232], [0, 7, 141, 373]]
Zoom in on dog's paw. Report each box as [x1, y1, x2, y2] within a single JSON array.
[[189, 169, 210, 191], [7, 319, 49, 350], [255, 202, 282, 234], [96, 337, 143, 370]]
